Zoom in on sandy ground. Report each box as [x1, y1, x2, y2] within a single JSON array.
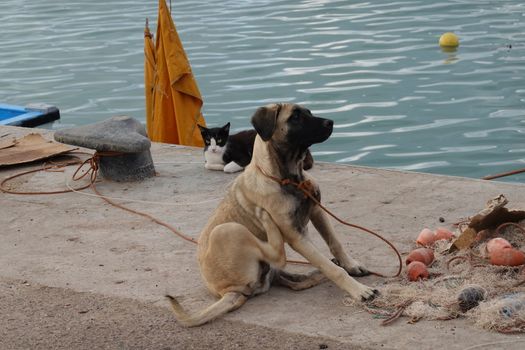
[[0, 277, 363, 350]]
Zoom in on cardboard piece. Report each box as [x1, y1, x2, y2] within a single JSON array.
[[0, 133, 77, 167], [449, 194, 525, 252], [0, 137, 16, 150]]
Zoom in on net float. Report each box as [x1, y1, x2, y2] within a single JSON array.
[[416, 228, 436, 247], [407, 261, 429, 281], [486, 237, 512, 255], [457, 285, 486, 312], [434, 227, 454, 241], [489, 247, 525, 266], [406, 248, 435, 266]]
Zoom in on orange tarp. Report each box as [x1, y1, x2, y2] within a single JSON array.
[[145, 0, 206, 147]]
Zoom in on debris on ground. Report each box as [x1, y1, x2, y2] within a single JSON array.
[[353, 194, 525, 333]]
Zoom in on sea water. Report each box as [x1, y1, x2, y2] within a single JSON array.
[[1, 0, 524, 181]]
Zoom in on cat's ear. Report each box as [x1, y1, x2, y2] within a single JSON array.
[[197, 124, 207, 135], [251, 104, 281, 141], [222, 122, 230, 133]]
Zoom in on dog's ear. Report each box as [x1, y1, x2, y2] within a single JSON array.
[[251, 104, 281, 141]]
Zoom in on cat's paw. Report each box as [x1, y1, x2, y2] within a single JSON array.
[[223, 162, 244, 173], [205, 163, 225, 171]]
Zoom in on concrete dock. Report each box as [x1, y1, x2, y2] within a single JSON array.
[[1, 125, 525, 349]]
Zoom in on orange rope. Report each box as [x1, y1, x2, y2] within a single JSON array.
[[1, 157, 91, 195], [496, 222, 525, 236], [76, 153, 198, 244], [2, 154, 401, 273], [1, 152, 198, 244], [483, 167, 525, 180], [256, 165, 403, 278], [89, 179, 197, 244]]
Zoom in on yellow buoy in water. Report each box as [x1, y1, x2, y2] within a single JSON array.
[[439, 32, 459, 48]]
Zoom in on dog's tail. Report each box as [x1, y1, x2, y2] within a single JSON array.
[[165, 292, 247, 327]]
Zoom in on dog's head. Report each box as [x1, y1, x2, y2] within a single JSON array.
[[251, 103, 333, 150]]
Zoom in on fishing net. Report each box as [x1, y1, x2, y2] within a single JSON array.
[[347, 197, 525, 333]]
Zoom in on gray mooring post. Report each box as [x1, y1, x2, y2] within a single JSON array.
[[54, 116, 155, 182]]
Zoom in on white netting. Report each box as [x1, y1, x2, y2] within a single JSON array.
[[352, 221, 525, 333]]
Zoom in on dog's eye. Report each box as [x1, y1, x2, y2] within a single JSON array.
[[290, 112, 301, 122]]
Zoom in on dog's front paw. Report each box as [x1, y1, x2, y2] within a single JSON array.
[[351, 284, 380, 302], [331, 258, 371, 277]]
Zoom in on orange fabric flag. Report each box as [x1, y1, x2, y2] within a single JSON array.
[[144, 18, 156, 138], [145, 0, 206, 146]]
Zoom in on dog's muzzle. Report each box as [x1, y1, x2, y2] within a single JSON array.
[[322, 118, 334, 134], [308, 117, 333, 145]]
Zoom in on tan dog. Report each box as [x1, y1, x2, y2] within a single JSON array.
[[167, 103, 378, 327]]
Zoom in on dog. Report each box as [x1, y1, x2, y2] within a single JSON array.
[[166, 103, 378, 327]]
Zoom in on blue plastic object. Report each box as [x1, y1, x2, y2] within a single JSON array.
[[0, 103, 60, 127]]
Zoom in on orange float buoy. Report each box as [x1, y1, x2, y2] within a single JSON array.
[[406, 248, 435, 266], [416, 228, 435, 247], [407, 261, 429, 281], [489, 248, 525, 266], [486, 237, 512, 255], [434, 227, 454, 241]]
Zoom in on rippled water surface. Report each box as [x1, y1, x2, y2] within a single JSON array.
[[2, 0, 524, 181]]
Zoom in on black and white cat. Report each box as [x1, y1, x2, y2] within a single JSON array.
[[198, 123, 255, 173], [198, 122, 314, 173]]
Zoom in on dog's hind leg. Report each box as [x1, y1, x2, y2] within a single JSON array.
[[170, 213, 284, 327], [165, 292, 247, 328], [273, 269, 325, 291]]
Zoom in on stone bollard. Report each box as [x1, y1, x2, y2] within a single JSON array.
[[54, 116, 155, 182]]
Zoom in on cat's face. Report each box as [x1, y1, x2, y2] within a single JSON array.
[[198, 123, 230, 153]]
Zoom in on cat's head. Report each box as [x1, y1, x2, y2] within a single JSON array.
[[198, 123, 230, 153]]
